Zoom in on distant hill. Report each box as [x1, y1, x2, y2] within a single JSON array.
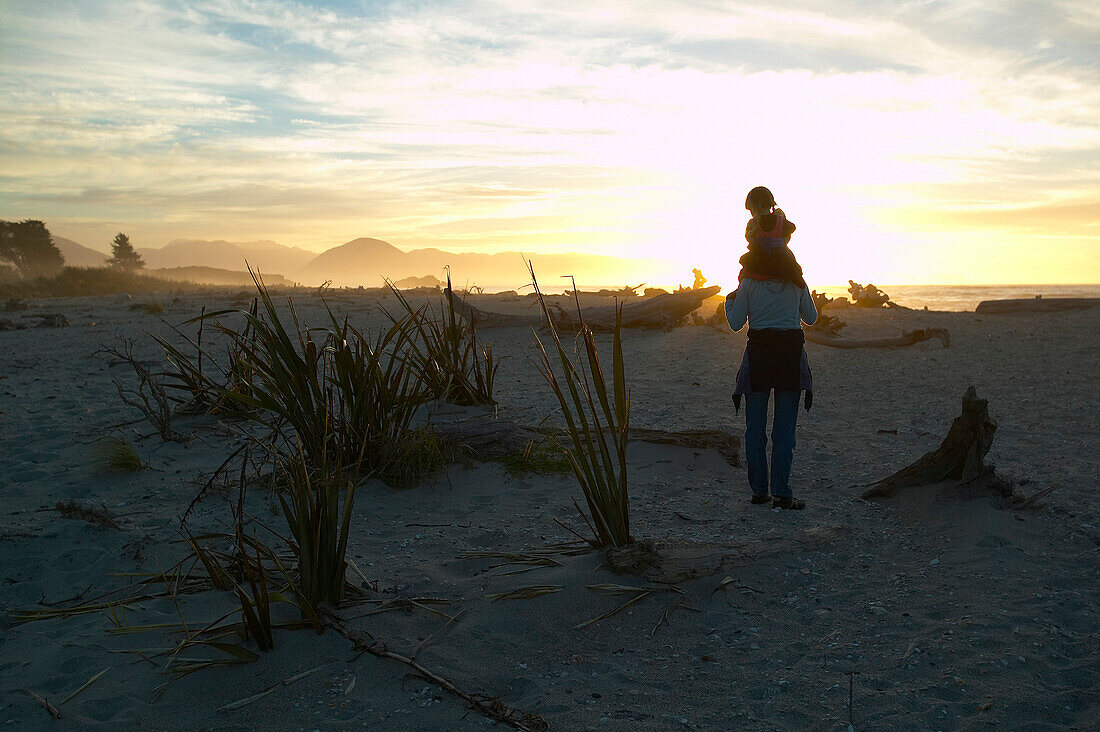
[[294, 237, 660, 290], [53, 236, 108, 268], [146, 266, 291, 287], [295, 238, 408, 285], [138, 239, 313, 275]]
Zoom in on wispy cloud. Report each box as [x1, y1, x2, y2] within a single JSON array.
[[0, 0, 1096, 282]]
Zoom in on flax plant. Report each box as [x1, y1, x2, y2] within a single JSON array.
[[194, 269, 426, 477], [386, 271, 500, 405], [529, 267, 632, 548], [276, 440, 356, 609]]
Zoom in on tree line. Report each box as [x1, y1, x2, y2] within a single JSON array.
[[0, 220, 145, 277]]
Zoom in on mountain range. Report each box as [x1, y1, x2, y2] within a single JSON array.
[[50, 235, 667, 290]]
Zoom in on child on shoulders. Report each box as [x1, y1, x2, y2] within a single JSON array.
[[739, 186, 806, 289]]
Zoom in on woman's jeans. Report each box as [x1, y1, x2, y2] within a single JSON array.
[[744, 389, 800, 498]]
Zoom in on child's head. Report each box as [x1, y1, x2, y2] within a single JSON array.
[[745, 186, 776, 217]]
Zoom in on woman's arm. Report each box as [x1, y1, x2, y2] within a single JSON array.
[[725, 281, 750, 331], [799, 286, 818, 326]]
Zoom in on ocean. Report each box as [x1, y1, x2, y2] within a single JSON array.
[[524, 283, 1100, 312], [811, 284, 1100, 312]]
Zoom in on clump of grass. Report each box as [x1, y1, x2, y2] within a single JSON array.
[[132, 300, 164, 315], [386, 271, 501, 406], [498, 442, 571, 477], [54, 500, 121, 530], [93, 437, 142, 473], [380, 426, 450, 486], [530, 264, 632, 548]]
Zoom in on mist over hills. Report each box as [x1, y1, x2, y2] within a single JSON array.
[[53, 236, 109, 268], [137, 239, 315, 274], [49, 234, 671, 290], [295, 237, 661, 289]]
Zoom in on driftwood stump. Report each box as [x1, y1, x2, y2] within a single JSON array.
[[861, 386, 1013, 500]]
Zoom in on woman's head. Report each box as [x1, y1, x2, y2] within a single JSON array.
[[745, 186, 776, 215]]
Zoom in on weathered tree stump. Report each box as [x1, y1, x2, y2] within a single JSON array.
[[861, 386, 1013, 500]]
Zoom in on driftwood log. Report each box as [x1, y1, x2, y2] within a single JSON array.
[[607, 524, 846, 583], [975, 297, 1100, 314], [805, 327, 950, 349], [861, 386, 1013, 500], [431, 417, 740, 468], [451, 286, 722, 331]]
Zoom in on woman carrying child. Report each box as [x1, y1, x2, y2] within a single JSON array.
[[725, 186, 817, 510]]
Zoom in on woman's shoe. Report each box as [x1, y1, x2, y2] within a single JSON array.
[[750, 494, 771, 505], [772, 496, 806, 510]]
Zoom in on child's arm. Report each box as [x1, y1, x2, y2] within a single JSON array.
[[775, 209, 796, 242]]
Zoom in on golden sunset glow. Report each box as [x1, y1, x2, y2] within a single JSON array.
[[1, 1, 1097, 285]]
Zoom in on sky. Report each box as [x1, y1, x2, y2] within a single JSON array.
[[1, 0, 1097, 285]]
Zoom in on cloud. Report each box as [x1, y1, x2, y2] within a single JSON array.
[[0, 0, 1096, 282]]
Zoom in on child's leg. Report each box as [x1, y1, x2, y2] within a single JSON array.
[[744, 390, 771, 496]]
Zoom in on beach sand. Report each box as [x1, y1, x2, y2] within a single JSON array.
[[1, 290, 1097, 730]]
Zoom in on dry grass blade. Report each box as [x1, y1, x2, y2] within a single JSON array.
[[412, 609, 467, 661], [217, 665, 325, 712], [486, 586, 564, 602], [575, 590, 651, 630], [586, 583, 681, 595], [61, 667, 110, 705]]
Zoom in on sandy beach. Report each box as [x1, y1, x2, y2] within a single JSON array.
[[1, 288, 1097, 731]]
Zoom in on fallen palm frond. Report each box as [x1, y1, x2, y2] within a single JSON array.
[[486, 585, 563, 602], [386, 270, 501, 405], [92, 437, 142, 473], [529, 264, 631, 548]]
